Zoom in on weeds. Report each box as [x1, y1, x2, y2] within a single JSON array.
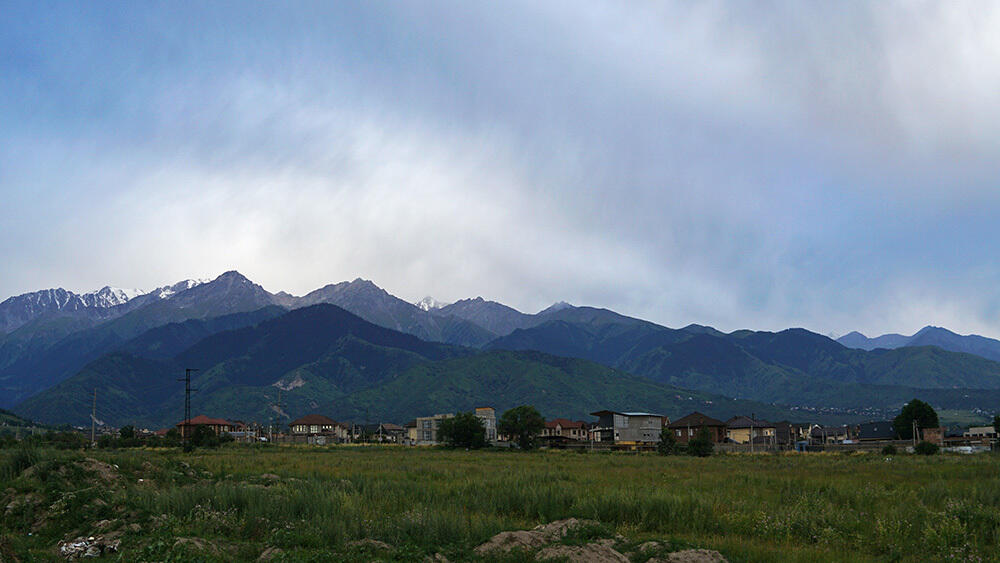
[[0, 446, 998, 562]]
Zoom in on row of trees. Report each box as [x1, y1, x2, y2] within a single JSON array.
[[657, 427, 713, 457], [437, 405, 546, 449]]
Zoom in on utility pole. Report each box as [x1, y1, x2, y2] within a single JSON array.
[[178, 368, 198, 451], [91, 388, 97, 447], [270, 390, 283, 444]]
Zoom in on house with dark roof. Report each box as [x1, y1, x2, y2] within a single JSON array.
[[726, 416, 776, 445], [858, 421, 897, 441], [667, 412, 727, 443], [289, 414, 349, 441], [773, 421, 811, 445]]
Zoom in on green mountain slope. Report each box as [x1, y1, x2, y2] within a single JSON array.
[[488, 320, 1000, 412], [15, 304, 849, 428]]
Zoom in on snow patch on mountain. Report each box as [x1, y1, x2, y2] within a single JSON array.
[[416, 296, 449, 311]]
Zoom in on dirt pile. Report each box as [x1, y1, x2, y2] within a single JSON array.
[[474, 519, 727, 562]]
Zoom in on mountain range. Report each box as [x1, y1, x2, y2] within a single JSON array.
[[4, 271, 1000, 428], [838, 326, 1000, 363]]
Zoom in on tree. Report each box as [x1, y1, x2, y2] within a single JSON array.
[[914, 441, 939, 455], [657, 427, 678, 455], [189, 425, 220, 448], [893, 399, 939, 440], [163, 428, 181, 447], [993, 414, 999, 436], [686, 427, 714, 457], [118, 425, 135, 440], [437, 412, 487, 449], [498, 405, 545, 450]]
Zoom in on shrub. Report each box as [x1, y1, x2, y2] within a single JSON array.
[[881, 444, 897, 455], [190, 425, 220, 448], [1, 443, 40, 480], [657, 427, 677, 455], [686, 428, 714, 457], [914, 441, 939, 455]]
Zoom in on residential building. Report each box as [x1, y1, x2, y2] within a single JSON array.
[[922, 426, 946, 445], [289, 414, 339, 436], [667, 412, 727, 443], [414, 413, 454, 445], [810, 425, 853, 444], [475, 407, 498, 443], [858, 421, 897, 441], [353, 422, 405, 443], [405, 420, 418, 443], [965, 426, 997, 439], [176, 415, 235, 438], [773, 421, 811, 445], [590, 411, 664, 444], [541, 418, 589, 442], [725, 416, 776, 444]]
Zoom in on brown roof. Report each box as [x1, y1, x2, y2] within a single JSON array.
[[667, 412, 725, 428], [288, 414, 337, 426], [176, 415, 233, 427], [545, 418, 586, 429], [380, 423, 404, 431]]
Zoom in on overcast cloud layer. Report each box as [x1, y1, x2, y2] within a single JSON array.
[[3, 2, 1000, 338]]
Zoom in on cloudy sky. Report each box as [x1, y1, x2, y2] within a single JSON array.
[[2, 2, 1000, 338]]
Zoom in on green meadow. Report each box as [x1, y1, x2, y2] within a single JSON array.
[[2, 445, 999, 562]]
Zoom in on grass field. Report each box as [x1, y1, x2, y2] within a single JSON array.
[[2, 445, 999, 562]]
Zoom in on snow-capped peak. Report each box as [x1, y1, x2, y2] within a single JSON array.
[[416, 296, 448, 311], [153, 279, 208, 299], [82, 286, 146, 307]]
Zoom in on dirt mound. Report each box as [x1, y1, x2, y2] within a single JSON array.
[[78, 459, 119, 483], [475, 518, 601, 554], [649, 549, 728, 563], [173, 537, 223, 555], [347, 539, 393, 551], [535, 543, 630, 562]]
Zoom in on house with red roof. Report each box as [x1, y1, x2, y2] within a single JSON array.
[[541, 418, 589, 442], [175, 415, 236, 438]]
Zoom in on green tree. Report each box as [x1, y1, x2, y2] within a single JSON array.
[[189, 425, 220, 448], [914, 441, 939, 455], [686, 427, 714, 457], [993, 414, 999, 435], [498, 405, 545, 450], [118, 425, 135, 440], [437, 412, 487, 449], [657, 427, 677, 455], [163, 428, 181, 447], [893, 399, 939, 440]]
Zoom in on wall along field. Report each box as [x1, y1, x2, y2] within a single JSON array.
[[2, 446, 999, 562]]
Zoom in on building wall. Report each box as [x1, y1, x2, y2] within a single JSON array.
[[475, 408, 497, 442], [617, 415, 662, 444], [671, 425, 726, 444], [414, 414, 453, 445], [727, 426, 775, 444]]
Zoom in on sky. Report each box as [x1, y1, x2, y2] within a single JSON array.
[[2, 2, 1000, 338]]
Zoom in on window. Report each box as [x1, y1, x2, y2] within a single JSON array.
[[675, 429, 681, 437]]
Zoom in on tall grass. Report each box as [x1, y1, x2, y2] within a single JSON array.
[[2, 446, 999, 561]]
